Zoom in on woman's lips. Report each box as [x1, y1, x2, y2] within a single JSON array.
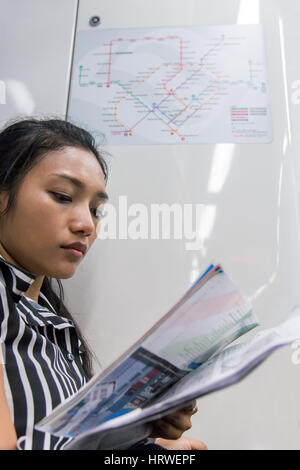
[[62, 247, 83, 259]]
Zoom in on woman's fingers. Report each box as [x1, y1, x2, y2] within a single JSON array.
[[180, 400, 198, 415], [162, 410, 193, 431], [150, 401, 199, 440], [151, 418, 189, 440], [150, 407, 195, 439], [156, 436, 208, 451]]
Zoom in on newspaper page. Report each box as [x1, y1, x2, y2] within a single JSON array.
[[64, 307, 300, 450], [36, 265, 258, 439], [155, 306, 300, 406]]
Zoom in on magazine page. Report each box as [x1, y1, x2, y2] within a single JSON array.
[[36, 264, 257, 439], [64, 307, 300, 450]]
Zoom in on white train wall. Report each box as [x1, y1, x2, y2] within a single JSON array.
[[1, 0, 300, 449]]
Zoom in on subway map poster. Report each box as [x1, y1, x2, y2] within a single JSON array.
[[68, 25, 273, 145]]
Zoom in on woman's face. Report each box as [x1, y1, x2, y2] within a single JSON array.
[[0, 146, 108, 278]]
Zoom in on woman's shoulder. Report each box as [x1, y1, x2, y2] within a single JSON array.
[[0, 257, 35, 305], [0, 259, 35, 331]]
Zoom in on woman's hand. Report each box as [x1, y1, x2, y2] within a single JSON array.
[[149, 400, 207, 450], [156, 436, 208, 450]]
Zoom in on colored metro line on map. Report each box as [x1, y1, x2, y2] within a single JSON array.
[[68, 25, 273, 144]]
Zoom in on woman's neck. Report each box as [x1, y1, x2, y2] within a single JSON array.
[[24, 276, 45, 303]]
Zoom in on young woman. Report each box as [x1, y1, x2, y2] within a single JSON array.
[[0, 118, 207, 450]]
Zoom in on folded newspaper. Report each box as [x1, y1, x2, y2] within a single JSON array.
[[35, 264, 300, 449]]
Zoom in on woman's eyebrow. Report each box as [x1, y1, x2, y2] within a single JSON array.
[[50, 172, 109, 200]]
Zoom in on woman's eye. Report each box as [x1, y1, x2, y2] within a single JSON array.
[[51, 192, 106, 219], [51, 192, 72, 203]]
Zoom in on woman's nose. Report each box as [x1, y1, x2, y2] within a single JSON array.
[[69, 206, 95, 235]]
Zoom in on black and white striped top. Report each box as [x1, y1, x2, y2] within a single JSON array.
[[0, 254, 88, 450]]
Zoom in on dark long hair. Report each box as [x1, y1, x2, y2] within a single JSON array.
[[0, 117, 109, 379]]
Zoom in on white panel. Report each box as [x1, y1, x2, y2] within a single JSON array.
[[1, 0, 299, 450], [0, 0, 78, 125], [62, 0, 300, 449]]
